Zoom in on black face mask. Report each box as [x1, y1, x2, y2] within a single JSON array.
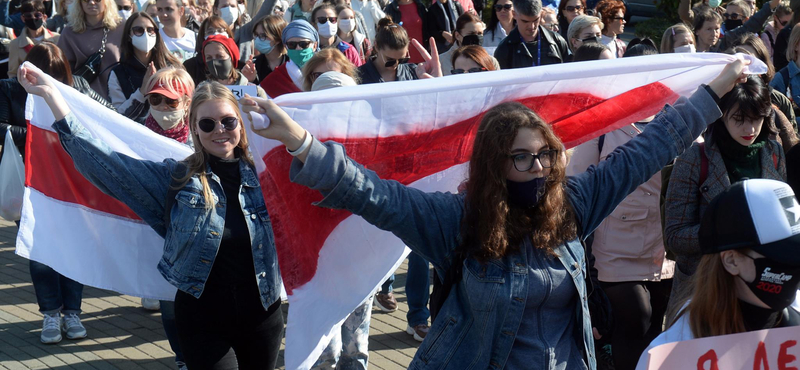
[[24, 17, 43, 30], [506, 177, 547, 208], [207, 58, 233, 80], [740, 255, 800, 311], [725, 19, 743, 30], [461, 34, 483, 46]]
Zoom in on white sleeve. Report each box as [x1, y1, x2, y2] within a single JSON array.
[[108, 71, 146, 117]]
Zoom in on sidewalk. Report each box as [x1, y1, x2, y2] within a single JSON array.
[[0, 219, 419, 369]]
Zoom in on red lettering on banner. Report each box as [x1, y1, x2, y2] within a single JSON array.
[[779, 340, 798, 370], [698, 350, 719, 370], [755, 341, 771, 370]]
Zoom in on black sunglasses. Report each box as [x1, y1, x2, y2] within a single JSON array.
[[565, 5, 583, 11], [383, 56, 410, 67], [198, 116, 239, 133], [119, 5, 132, 10], [132, 25, 157, 36], [451, 67, 487, 74], [316, 16, 337, 24], [723, 12, 741, 19], [777, 17, 790, 27], [148, 94, 180, 108], [494, 4, 512, 11], [286, 40, 313, 49]]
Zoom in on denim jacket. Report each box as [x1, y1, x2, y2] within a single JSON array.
[[52, 113, 281, 310], [290, 87, 721, 369]]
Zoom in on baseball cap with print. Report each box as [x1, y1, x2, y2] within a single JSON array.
[[698, 179, 800, 266]]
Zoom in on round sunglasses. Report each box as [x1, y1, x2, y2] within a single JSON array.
[[198, 116, 239, 133], [132, 25, 157, 36], [148, 94, 180, 108]]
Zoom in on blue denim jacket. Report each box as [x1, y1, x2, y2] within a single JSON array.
[[290, 88, 721, 370], [51, 113, 282, 309]]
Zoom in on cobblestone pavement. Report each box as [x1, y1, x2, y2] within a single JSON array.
[[0, 219, 420, 369]]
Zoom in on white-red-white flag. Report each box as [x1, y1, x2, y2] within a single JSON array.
[[16, 54, 763, 369]]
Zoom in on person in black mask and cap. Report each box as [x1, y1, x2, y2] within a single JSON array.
[[639, 178, 800, 366], [709, 0, 781, 52], [7, 0, 59, 77], [439, 12, 499, 76], [202, 33, 267, 97]]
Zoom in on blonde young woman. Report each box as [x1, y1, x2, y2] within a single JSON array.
[[57, 0, 125, 99], [18, 63, 284, 369]]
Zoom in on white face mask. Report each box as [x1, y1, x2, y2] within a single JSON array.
[[338, 18, 355, 33], [674, 44, 696, 53], [131, 33, 157, 52], [317, 20, 337, 37], [150, 107, 185, 130], [205, 31, 227, 39], [118, 9, 131, 20], [237, 3, 245, 14], [219, 5, 239, 26]]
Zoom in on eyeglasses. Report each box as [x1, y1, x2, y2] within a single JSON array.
[[723, 13, 741, 20], [309, 71, 324, 82], [118, 5, 132, 10], [22, 11, 44, 19], [509, 150, 558, 171], [132, 25, 157, 36], [777, 17, 790, 27], [148, 94, 180, 108], [82, 0, 100, 3], [611, 16, 624, 20], [494, 4, 512, 11], [254, 32, 269, 41], [451, 67, 487, 74], [565, 4, 583, 11], [543, 22, 558, 31], [286, 40, 313, 49], [382, 54, 410, 67], [316, 16, 337, 24], [198, 116, 239, 133]]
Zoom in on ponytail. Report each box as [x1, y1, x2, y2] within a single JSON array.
[[374, 18, 409, 50]]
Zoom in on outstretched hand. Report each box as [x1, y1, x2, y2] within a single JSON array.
[[413, 37, 442, 79], [241, 94, 312, 161], [707, 57, 750, 98]]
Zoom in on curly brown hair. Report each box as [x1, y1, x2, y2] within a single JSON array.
[[595, 0, 625, 33], [460, 102, 577, 261]]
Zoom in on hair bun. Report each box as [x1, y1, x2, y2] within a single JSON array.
[[377, 17, 396, 29]]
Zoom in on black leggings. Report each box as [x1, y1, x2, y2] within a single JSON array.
[[600, 279, 672, 370], [174, 283, 283, 370]]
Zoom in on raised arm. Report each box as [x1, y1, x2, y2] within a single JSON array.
[[243, 96, 465, 270], [567, 60, 748, 236], [19, 64, 176, 236]]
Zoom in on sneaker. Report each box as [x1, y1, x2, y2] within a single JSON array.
[[374, 292, 398, 312], [40, 313, 62, 344], [62, 313, 87, 340], [406, 324, 429, 342], [141, 298, 161, 311]]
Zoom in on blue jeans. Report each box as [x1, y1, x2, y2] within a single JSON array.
[[313, 295, 373, 370], [160, 300, 185, 365], [29, 260, 84, 315], [379, 253, 431, 326]]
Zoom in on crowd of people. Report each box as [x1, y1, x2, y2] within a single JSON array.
[[1, 0, 800, 366]]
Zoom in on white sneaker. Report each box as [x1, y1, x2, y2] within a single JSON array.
[[141, 298, 161, 311], [40, 313, 62, 344], [62, 313, 87, 339]]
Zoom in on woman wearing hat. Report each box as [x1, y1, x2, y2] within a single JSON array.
[[202, 33, 267, 97], [259, 19, 318, 98], [638, 179, 800, 369]]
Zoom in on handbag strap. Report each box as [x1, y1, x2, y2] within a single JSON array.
[[98, 27, 108, 55]]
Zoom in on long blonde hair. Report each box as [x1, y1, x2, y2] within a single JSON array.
[[68, 0, 121, 32], [178, 81, 254, 207], [673, 253, 746, 338]]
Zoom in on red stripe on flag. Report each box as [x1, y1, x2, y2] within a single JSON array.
[[26, 123, 142, 220], [268, 82, 678, 294]]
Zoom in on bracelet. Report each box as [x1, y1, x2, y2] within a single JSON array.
[[287, 130, 312, 156]]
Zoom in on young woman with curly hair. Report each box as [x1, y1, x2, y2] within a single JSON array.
[[243, 59, 750, 370]]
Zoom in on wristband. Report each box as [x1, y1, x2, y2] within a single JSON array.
[[287, 130, 312, 156]]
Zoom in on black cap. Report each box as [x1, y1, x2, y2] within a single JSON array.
[[698, 179, 800, 266]]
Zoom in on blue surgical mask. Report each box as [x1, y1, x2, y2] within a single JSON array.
[[254, 38, 273, 54], [506, 177, 547, 208]]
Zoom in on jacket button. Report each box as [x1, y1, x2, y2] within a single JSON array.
[[251, 214, 257, 220], [260, 272, 266, 278], [258, 243, 263, 249], [210, 231, 219, 236], [701, 185, 709, 192]]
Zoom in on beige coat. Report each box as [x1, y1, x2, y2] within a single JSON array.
[[8, 28, 60, 78], [567, 124, 675, 282]]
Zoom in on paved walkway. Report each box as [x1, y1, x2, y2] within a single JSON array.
[[0, 219, 420, 369]]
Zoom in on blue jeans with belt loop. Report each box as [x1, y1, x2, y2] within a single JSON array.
[[29, 260, 84, 315]]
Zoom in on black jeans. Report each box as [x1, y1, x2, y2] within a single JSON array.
[[174, 282, 283, 370]]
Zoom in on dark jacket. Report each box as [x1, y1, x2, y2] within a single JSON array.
[[775, 24, 793, 72], [713, 2, 774, 52], [426, 0, 463, 53], [0, 75, 112, 158], [493, 26, 570, 69], [254, 53, 289, 85], [358, 58, 418, 84], [384, 0, 430, 48]]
